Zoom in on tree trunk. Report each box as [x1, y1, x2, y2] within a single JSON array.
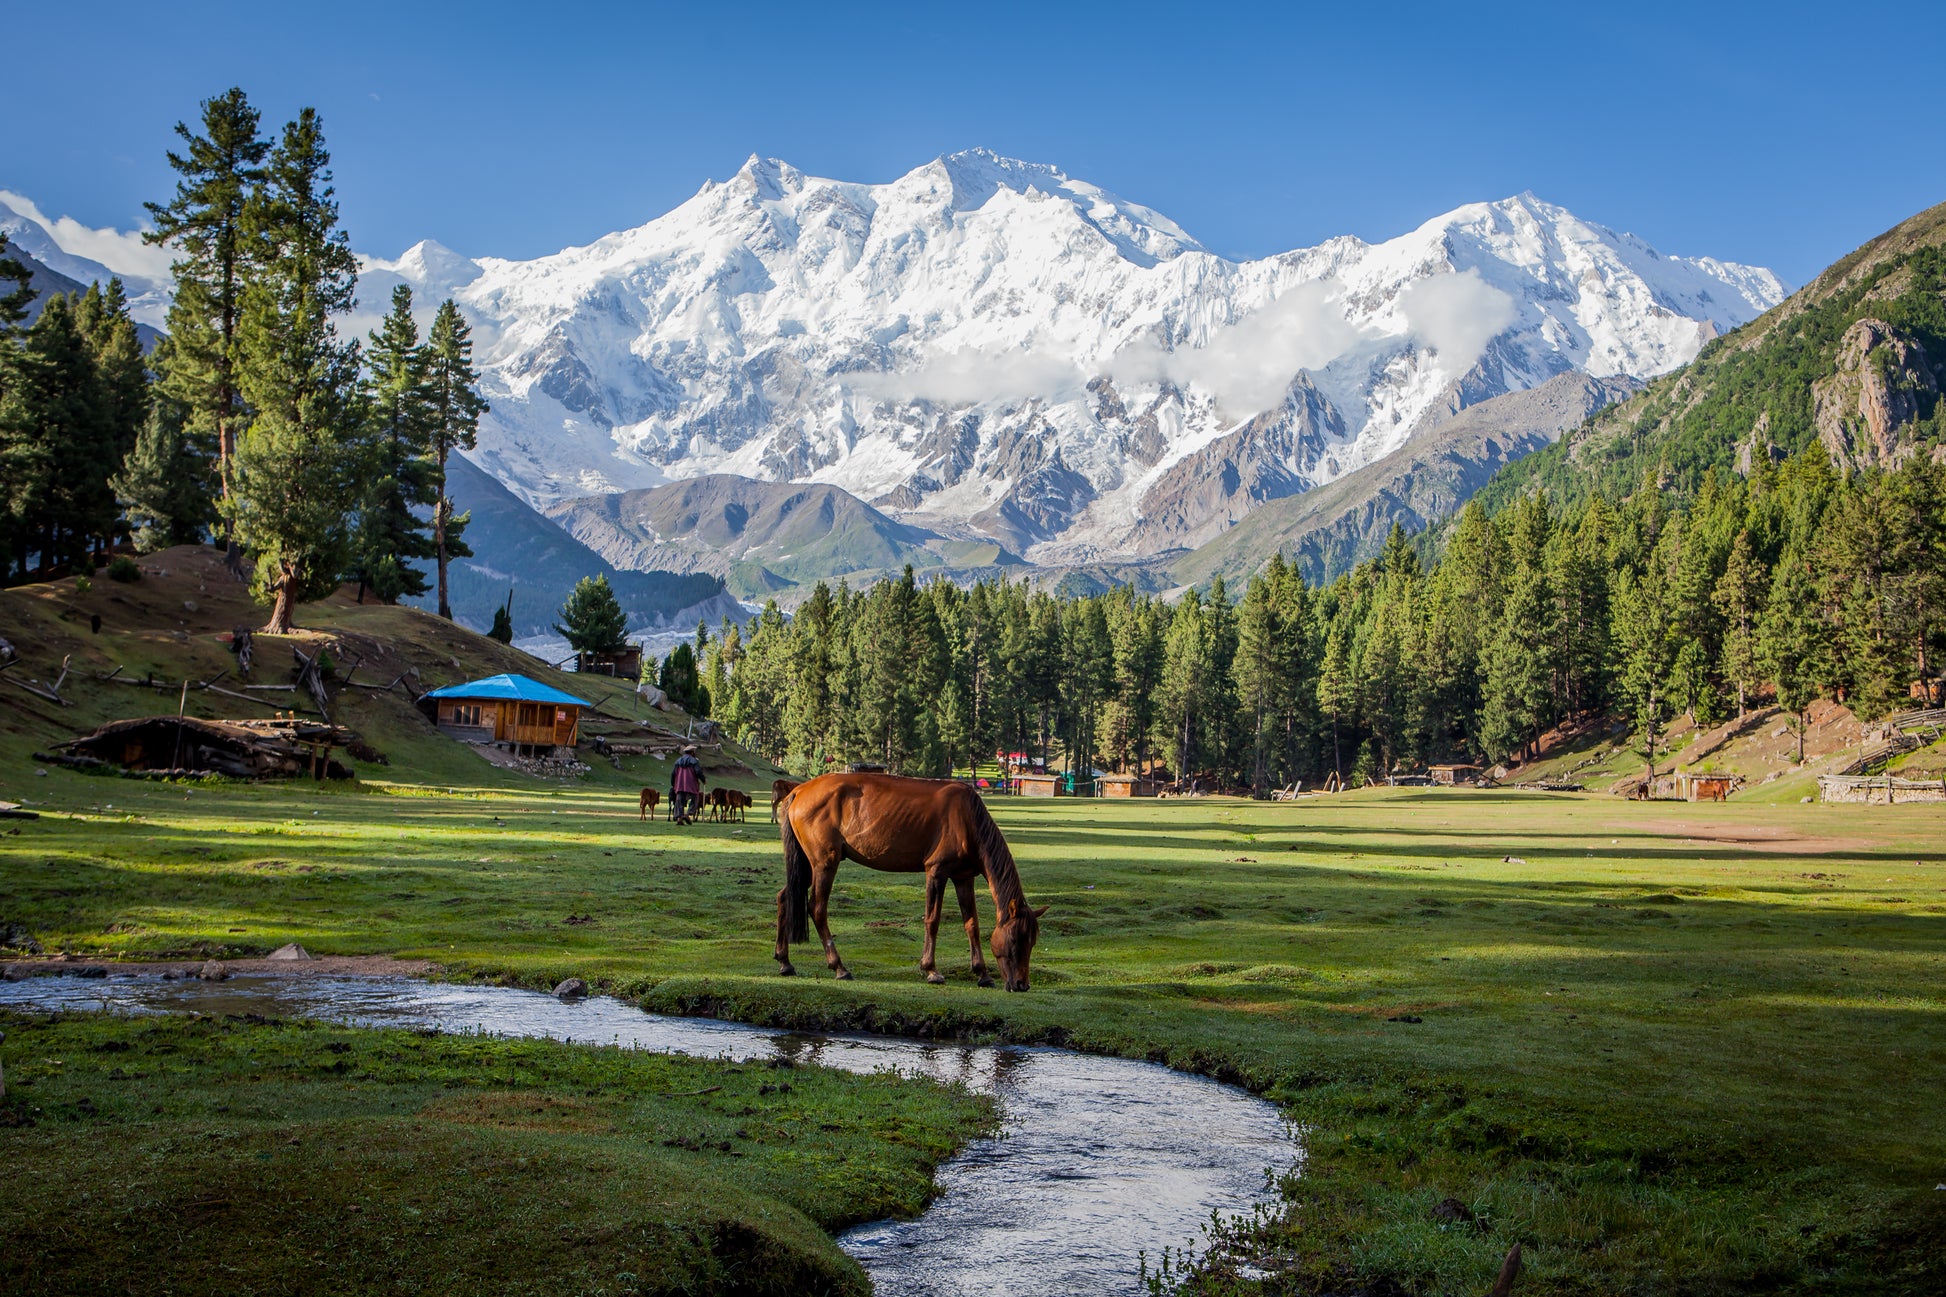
[[435, 491, 452, 620], [262, 568, 297, 634]]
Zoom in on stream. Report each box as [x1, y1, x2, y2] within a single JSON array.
[[0, 973, 1294, 1296]]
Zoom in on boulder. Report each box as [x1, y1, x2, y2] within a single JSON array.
[[199, 960, 228, 981], [552, 977, 589, 1000], [1, 965, 28, 982], [266, 943, 314, 962]]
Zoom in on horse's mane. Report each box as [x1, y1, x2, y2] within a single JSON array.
[[967, 791, 1027, 918]]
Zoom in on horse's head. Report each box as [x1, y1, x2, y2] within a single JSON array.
[[991, 902, 1048, 992]]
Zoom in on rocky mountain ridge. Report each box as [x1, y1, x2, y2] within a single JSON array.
[[356, 151, 1784, 565]]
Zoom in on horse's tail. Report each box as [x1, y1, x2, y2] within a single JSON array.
[[778, 794, 810, 945]]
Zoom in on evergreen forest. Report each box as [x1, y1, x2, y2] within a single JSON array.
[[0, 88, 488, 632], [702, 451, 1945, 786]]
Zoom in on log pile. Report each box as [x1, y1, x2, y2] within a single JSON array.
[[35, 716, 355, 780]]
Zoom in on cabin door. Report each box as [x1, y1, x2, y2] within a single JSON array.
[[554, 707, 575, 746]]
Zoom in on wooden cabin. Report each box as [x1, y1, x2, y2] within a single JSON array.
[[1097, 774, 1158, 798], [1429, 764, 1483, 785], [423, 674, 592, 756], [577, 646, 644, 679], [1016, 773, 1063, 797]]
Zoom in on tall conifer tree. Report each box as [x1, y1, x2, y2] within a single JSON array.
[[355, 285, 436, 603], [423, 299, 487, 619], [145, 88, 270, 521], [230, 108, 363, 633]]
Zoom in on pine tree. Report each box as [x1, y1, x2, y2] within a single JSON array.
[[354, 285, 436, 603], [423, 299, 487, 619], [229, 108, 365, 632], [0, 250, 31, 331], [0, 295, 117, 576], [659, 642, 708, 716], [1157, 591, 1210, 780], [145, 87, 270, 519], [1614, 566, 1676, 781], [1233, 571, 1284, 792], [555, 574, 629, 656], [72, 280, 150, 476], [113, 382, 217, 551], [1317, 617, 1354, 780], [1759, 548, 1831, 763], [1712, 528, 1768, 717], [487, 589, 515, 643]]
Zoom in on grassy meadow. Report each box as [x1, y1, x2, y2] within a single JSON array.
[[1, 763, 1940, 1295], [0, 1009, 993, 1295]]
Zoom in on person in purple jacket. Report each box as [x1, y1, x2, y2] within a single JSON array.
[[670, 745, 705, 825]]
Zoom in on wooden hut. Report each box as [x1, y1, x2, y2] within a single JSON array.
[[1016, 773, 1063, 797], [423, 674, 592, 756], [1674, 771, 1738, 802], [1097, 774, 1158, 798], [577, 646, 644, 678], [1429, 764, 1483, 785]]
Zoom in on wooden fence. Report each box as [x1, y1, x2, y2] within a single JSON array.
[[1817, 775, 1946, 804]]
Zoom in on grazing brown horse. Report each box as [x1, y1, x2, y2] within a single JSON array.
[[728, 789, 752, 822], [704, 787, 730, 822], [776, 772, 1046, 991], [638, 788, 660, 821], [769, 778, 801, 823]]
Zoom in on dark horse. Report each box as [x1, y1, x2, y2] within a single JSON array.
[[776, 772, 1046, 991]]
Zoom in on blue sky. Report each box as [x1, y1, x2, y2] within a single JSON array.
[[5, 1, 1940, 283]]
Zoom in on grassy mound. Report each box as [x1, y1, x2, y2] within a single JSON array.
[[0, 1010, 993, 1296]]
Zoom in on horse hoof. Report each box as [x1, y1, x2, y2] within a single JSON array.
[[925, 971, 946, 985], [778, 964, 796, 977], [977, 977, 995, 988], [834, 968, 853, 981]]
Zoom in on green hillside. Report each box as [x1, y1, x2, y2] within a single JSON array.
[[1474, 201, 1946, 515], [417, 456, 723, 636], [547, 474, 946, 597], [1174, 372, 1637, 586]]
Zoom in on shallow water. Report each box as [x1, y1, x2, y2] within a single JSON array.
[[0, 973, 1292, 1296]]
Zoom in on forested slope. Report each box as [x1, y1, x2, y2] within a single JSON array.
[[1475, 201, 1946, 514]]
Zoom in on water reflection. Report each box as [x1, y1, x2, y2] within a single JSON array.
[[0, 974, 1293, 1296]]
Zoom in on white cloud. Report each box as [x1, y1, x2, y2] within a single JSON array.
[[771, 270, 1516, 422], [1111, 278, 1365, 417], [1395, 269, 1518, 369], [0, 189, 175, 286], [846, 346, 1085, 407]]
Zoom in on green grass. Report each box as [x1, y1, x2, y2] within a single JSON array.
[[1, 771, 1941, 1294], [0, 1008, 992, 1296]]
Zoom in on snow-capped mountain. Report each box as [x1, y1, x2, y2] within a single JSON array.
[[0, 191, 174, 328], [362, 150, 1786, 560]]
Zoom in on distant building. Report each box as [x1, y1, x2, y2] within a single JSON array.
[[1096, 774, 1158, 798], [577, 646, 644, 678], [423, 673, 592, 756]]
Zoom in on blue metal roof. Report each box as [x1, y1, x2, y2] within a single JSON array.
[[423, 673, 593, 708]]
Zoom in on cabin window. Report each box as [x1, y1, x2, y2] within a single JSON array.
[[450, 703, 483, 727]]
